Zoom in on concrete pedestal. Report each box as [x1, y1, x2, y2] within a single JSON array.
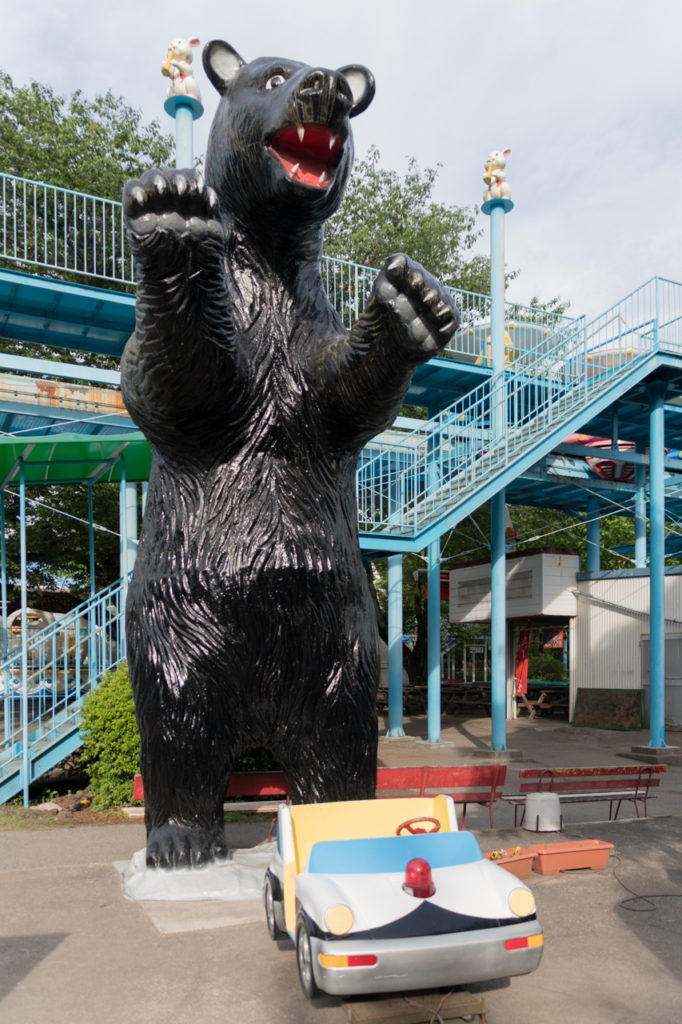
[[630, 745, 682, 766]]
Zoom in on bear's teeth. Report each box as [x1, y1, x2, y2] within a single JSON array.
[[329, 134, 338, 150], [291, 163, 300, 175], [319, 170, 328, 184], [297, 126, 305, 143]]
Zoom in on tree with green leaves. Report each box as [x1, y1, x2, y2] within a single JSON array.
[[0, 70, 173, 206], [324, 146, 497, 296]]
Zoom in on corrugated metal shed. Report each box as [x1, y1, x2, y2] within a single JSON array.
[[571, 568, 682, 713]]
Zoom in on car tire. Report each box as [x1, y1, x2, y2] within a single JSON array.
[[296, 915, 320, 1000], [263, 873, 283, 941]]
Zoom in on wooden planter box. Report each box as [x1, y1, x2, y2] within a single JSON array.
[[528, 840, 614, 875], [484, 848, 535, 879]]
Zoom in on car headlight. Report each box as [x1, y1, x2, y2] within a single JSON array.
[[325, 904, 354, 935], [508, 887, 536, 918]]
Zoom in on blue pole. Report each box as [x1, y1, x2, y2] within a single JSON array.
[[119, 458, 129, 586], [88, 484, 96, 600], [1, 492, 6, 660], [427, 540, 441, 743], [88, 484, 96, 686], [386, 555, 406, 737], [126, 482, 138, 574], [1, 491, 7, 741], [482, 195, 513, 752], [648, 382, 667, 748], [634, 441, 647, 568], [19, 461, 29, 806], [586, 498, 601, 574], [489, 203, 507, 427], [164, 95, 203, 171], [490, 490, 507, 749]]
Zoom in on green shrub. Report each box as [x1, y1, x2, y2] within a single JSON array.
[[80, 662, 140, 809], [527, 652, 565, 682], [80, 660, 281, 809]]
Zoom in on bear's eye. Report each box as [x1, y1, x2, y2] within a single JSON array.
[[266, 74, 286, 90]]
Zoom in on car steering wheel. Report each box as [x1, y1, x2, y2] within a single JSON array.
[[396, 816, 441, 836]]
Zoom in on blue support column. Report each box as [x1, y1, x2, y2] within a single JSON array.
[[648, 382, 667, 748], [88, 484, 96, 599], [87, 484, 97, 685], [1, 492, 6, 660], [1, 492, 7, 741], [586, 498, 601, 574], [386, 555, 406, 737], [427, 540, 441, 743], [119, 459, 129, 585], [488, 203, 507, 419], [490, 490, 507, 750], [164, 95, 203, 170], [482, 193, 513, 753], [19, 461, 29, 806], [634, 441, 647, 568], [125, 482, 138, 574]]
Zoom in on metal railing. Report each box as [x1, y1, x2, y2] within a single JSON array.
[[320, 251, 573, 350], [0, 172, 572, 347], [0, 577, 128, 803], [357, 278, 682, 537], [1, 173, 134, 287]]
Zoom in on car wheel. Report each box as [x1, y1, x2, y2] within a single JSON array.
[[263, 873, 283, 941], [296, 915, 320, 1000]]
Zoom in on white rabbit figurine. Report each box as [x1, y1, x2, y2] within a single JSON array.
[[483, 149, 511, 202], [162, 38, 202, 102]]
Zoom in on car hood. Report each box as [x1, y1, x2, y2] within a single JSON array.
[[296, 859, 532, 936]]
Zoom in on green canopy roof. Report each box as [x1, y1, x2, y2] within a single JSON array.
[[0, 432, 151, 487]]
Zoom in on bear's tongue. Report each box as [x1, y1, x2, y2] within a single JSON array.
[[270, 125, 341, 188]]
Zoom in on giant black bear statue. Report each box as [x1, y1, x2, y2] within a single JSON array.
[[121, 40, 459, 868]]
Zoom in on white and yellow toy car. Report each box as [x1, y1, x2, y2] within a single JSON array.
[[263, 795, 543, 999]]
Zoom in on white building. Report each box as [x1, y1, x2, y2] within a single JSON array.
[[448, 551, 682, 727]]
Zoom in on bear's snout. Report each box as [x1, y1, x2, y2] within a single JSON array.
[[290, 67, 353, 130], [299, 68, 353, 105]]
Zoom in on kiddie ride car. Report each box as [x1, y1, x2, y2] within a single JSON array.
[[263, 794, 543, 999]]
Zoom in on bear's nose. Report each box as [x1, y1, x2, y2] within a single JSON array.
[[300, 68, 352, 105]]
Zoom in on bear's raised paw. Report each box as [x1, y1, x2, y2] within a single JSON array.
[[123, 169, 224, 255], [374, 253, 460, 357]]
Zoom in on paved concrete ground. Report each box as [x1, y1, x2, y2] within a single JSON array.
[[1, 716, 681, 1024]]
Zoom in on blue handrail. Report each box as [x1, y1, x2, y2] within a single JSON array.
[[356, 278, 682, 537], [0, 577, 128, 804], [0, 171, 574, 354]]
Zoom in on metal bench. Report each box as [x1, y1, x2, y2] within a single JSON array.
[[502, 765, 667, 826]]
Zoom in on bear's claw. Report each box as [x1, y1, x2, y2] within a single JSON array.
[[146, 822, 228, 870], [123, 168, 223, 246], [374, 253, 460, 356]]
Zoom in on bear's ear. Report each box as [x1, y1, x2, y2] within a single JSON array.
[[337, 64, 375, 117], [203, 40, 246, 94]]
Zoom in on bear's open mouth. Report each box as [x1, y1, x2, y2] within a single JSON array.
[[269, 125, 342, 189]]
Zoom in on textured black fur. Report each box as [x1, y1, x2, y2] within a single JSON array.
[[121, 41, 459, 868]]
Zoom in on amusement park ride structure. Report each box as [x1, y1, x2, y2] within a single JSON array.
[[1, 145, 682, 800]]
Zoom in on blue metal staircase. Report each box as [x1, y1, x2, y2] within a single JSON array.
[[0, 578, 127, 803], [358, 277, 682, 550]]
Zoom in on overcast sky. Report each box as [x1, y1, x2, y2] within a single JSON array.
[[2, 0, 679, 321]]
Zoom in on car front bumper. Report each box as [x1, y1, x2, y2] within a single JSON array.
[[310, 920, 543, 997]]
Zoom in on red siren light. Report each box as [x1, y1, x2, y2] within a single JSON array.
[[402, 857, 436, 898]]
